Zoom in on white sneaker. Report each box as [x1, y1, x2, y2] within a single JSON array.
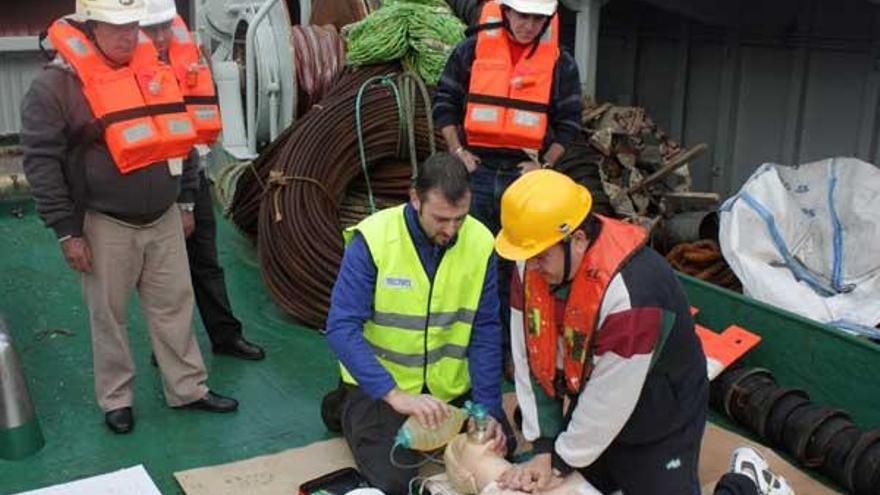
[[730, 446, 795, 495]]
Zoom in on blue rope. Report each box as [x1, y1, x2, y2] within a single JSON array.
[[827, 159, 854, 293], [740, 191, 837, 297]]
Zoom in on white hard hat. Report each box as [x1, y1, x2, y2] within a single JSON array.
[[75, 0, 146, 25], [140, 0, 177, 27], [500, 0, 558, 16]]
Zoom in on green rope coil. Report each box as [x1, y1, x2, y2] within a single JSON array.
[[346, 0, 466, 84]]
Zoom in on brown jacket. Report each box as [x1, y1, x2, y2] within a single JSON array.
[[20, 59, 198, 238]]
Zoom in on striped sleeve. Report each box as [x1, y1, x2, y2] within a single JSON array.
[[553, 273, 672, 470]]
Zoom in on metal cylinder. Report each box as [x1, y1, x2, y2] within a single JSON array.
[[0, 172, 30, 200], [0, 150, 30, 201], [663, 210, 719, 246], [0, 318, 45, 460]]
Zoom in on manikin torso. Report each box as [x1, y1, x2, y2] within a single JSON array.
[[442, 434, 602, 495]]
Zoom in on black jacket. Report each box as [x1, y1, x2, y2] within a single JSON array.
[[432, 35, 583, 161]]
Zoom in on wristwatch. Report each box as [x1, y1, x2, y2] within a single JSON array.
[[178, 203, 195, 212]]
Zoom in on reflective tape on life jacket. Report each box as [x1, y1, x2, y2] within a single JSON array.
[[522, 216, 647, 397], [48, 18, 197, 174], [167, 15, 221, 145], [464, 0, 559, 152]]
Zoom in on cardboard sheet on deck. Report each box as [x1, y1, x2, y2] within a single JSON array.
[[175, 437, 357, 495], [175, 424, 839, 495]]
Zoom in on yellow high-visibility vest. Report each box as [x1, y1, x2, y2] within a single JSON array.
[[340, 204, 494, 401]]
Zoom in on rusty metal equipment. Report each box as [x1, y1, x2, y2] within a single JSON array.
[[580, 99, 711, 222], [230, 64, 400, 238], [665, 240, 741, 291]]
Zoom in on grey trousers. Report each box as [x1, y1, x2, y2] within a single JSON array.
[[81, 207, 208, 411]]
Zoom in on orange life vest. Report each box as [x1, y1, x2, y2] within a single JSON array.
[[464, 0, 559, 152], [48, 18, 197, 174], [167, 15, 222, 145], [523, 216, 647, 397]]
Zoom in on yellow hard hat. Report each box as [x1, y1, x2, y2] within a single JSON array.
[[495, 170, 592, 261]]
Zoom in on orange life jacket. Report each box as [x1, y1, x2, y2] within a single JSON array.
[[48, 18, 197, 174], [167, 15, 222, 145], [523, 216, 647, 397], [464, 0, 559, 152]]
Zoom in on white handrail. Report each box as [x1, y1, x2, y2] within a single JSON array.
[[246, 0, 281, 154]]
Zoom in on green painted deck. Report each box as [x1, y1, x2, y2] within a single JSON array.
[[0, 201, 339, 494]]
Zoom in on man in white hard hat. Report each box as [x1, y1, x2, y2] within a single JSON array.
[[432, 0, 581, 375], [140, 0, 266, 362], [21, 0, 238, 434]]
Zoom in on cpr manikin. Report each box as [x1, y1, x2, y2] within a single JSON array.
[[442, 434, 602, 495]]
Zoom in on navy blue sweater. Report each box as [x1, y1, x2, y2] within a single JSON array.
[[433, 35, 583, 161], [326, 203, 504, 418]]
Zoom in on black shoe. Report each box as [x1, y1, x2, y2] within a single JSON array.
[[150, 353, 158, 367], [213, 336, 265, 361], [176, 391, 238, 413], [105, 407, 134, 434]]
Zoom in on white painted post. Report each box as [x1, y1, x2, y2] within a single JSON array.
[[561, 0, 604, 98], [299, 0, 311, 25]]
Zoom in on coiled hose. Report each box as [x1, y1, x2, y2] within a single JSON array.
[[230, 64, 401, 239], [247, 69, 440, 328]]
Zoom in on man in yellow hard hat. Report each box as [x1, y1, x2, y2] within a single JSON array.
[[21, 0, 237, 434], [433, 0, 581, 370], [493, 170, 708, 494]]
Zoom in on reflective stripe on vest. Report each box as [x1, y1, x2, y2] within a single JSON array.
[[522, 216, 648, 397], [366, 341, 469, 367], [167, 15, 222, 145], [338, 204, 494, 401], [48, 18, 197, 174], [372, 308, 477, 331], [463, 0, 559, 152]]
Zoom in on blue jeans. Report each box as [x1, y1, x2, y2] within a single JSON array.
[[468, 163, 521, 234], [469, 160, 521, 366]]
